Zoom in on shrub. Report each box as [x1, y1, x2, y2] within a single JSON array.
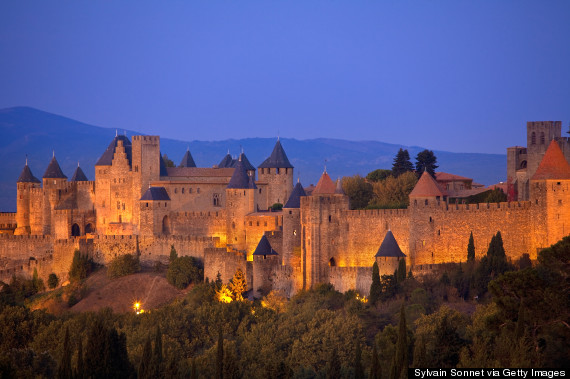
[[107, 254, 141, 279], [47, 273, 59, 289], [167, 256, 203, 289], [270, 203, 283, 211], [69, 250, 95, 282]]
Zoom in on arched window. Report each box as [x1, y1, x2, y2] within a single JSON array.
[[540, 132, 545, 144], [162, 216, 171, 235], [520, 160, 527, 169], [329, 257, 336, 267], [85, 223, 94, 234], [71, 223, 80, 237], [531, 132, 536, 145]]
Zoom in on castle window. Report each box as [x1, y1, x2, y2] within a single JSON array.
[[329, 257, 336, 267], [197, 188, 200, 194], [429, 216, 432, 222], [425, 199, 428, 206], [257, 221, 259, 226], [146, 203, 149, 207], [540, 132, 545, 144], [559, 200, 563, 205], [182, 188, 184, 194], [328, 215, 332, 222], [289, 211, 292, 214], [259, 188, 262, 193], [114, 178, 116, 183], [122, 203, 125, 210], [165, 202, 167, 207], [213, 193, 221, 207], [174, 188, 177, 194], [117, 201, 120, 210], [276, 168, 280, 174], [438, 229, 441, 235], [294, 229, 297, 235], [249, 221, 252, 226], [268, 168, 271, 174], [531, 132, 536, 145], [286, 168, 288, 174]]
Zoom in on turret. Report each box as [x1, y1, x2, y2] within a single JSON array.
[[139, 186, 171, 236], [257, 139, 294, 209], [226, 157, 257, 253], [375, 230, 406, 276], [409, 171, 446, 207], [14, 159, 41, 235], [282, 179, 307, 267], [70, 163, 89, 182], [42, 153, 68, 235], [252, 235, 279, 296]]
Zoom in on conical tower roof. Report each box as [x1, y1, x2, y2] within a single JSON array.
[[531, 140, 570, 180], [180, 148, 197, 168], [236, 152, 255, 172], [253, 235, 278, 256], [96, 135, 132, 166], [17, 162, 41, 183], [227, 157, 257, 189], [313, 171, 336, 195], [375, 230, 406, 258], [409, 171, 444, 198], [140, 187, 171, 201], [258, 139, 293, 169], [219, 152, 233, 168], [71, 164, 89, 181], [43, 155, 67, 179], [334, 178, 345, 195], [284, 181, 307, 208]]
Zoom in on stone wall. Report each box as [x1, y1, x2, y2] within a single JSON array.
[[328, 266, 372, 296]]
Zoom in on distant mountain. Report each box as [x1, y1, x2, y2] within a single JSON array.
[[0, 107, 506, 211]]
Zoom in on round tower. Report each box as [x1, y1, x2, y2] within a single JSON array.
[[14, 159, 41, 235], [257, 139, 294, 209], [282, 179, 307, 267], [42, 153, 68, 235]]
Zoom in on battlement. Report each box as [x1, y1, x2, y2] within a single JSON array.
[[343, 208, 409, 218], [132, 135, 159, 142], [301, 195, 348, 206], [527, 121, 562, 129], [0, 234, 52, 241], [174, 210, 227, 218]]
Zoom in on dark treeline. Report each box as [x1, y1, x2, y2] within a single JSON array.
[[0, 234, 569, 378]]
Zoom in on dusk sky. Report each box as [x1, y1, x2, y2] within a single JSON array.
[[0, 1, 569, 154]]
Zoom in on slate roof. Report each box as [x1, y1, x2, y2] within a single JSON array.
[[95, 135, 132, 166], [43, 156, 67, 179], [160, 153, 168, 177], [233, 153, 255, 171], [531, 140, 570, 180], [17, 164, 41, 183], [284, 181, 307, 208], [71, 165, 89, 181], [409, 171, 445, 198], [375, 230, 406, 258], [227, 158, 257, 189], [335, 178, 345, 195], [253, 235, 278, 256], [180, 149, 197, 168], [140, 187, 171, 201], [258, 140, 294, 169], [219, 153, 234, 168], [312, 171, 336, 195]]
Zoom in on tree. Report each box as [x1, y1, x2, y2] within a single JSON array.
[[366, 169, 392, 182], [467, 232, 475, 261], [47, 273, 59, 289], [484, 188, 507, 203], [369, 342, 380, 379], [369, 172, 417, 209], [151, 326, 163, 378], [69, 250, 94, 282], [57, 327, 73, 379], [229, 268, 247, 301], [75, 337, 84, 379], [167, 256, 203, 289], [396, 259, 406, 283], [327, 348, 341, 379], [169, 245, 178, 262], [390, 305, 408, 379], [353, 339, 364, 379], [369, 262, 382, 305], [342, 175, 374, 210], [392, 149, 414, 177], [162, 154, 175, 168], [107, 253, 140, 279], [415, 150, 438, 177], [517, 253, 532, 270], [138, 335, 152, 379], [216, 329, 223, 379]]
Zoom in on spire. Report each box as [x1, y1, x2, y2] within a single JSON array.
[[180, 149, 197, 168], [71, 164, 89, 181], [313, 171, 336, 195], [531, 140, 570, 180], [252, 235, 278, 256], [375, 230, 406, 258], [227, 158, 257, 189], [17, 161, 40, 183], [258, 139, 293, 169], [219, 152, 233, 168], [43, 155, 67, 179], [284, 181, 307, 208]]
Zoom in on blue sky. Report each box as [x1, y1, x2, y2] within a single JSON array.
[[0, 1, 569, 153]]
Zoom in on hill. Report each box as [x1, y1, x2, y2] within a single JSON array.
[[0, 106, 506, 211]]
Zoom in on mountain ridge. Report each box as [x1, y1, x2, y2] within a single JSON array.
[[0, 107, 506, 211]]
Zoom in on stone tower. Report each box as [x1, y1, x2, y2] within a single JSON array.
[[375, 230, 406, 276], [226, 157, 257, 255], [42, 154, 68, 235], [14, 160, 41, 235], [301, 170, 349, 289], [131, 135, 161, 231], [257, 139, 294, 209], [282, 180, 307, 267], [139, 186, 171, 236]]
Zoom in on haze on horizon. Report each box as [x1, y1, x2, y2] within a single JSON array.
[[0, 1, 569, 154]]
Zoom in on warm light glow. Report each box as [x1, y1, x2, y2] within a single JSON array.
[[133, 301, 144, 314], [216, 284, 233, 303], [355, 294, 368, 303]]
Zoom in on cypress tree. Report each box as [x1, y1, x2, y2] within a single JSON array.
[[164, 354, 179, 379], [467, 232, 475, 261], [84, 318, 107, 378], [354, 339, 364, 379], [396, 259, 406, 283], [390, 305, 408, 379], [392, 149, 414, 177], [139, 336, 152, 379], [216, 328, 223, 379], [327, 348, 341, 379], [369, 342, 380, 379], [75, 337, 84, 379], [190, 358, 198, 379], [151, 326, 164, 378], [370, 262, 382, 305], [57, 327, 73, 379], [169, 245, 178, 262]]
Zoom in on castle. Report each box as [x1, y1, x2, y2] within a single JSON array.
[[1, 121, 569, 297]]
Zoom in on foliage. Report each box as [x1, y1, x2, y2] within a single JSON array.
[[415, 149, 438, 177], [57, 327, 72, 379], [342, 175, 374, 210], [107, 253, 141, 279], [47, 273, 59, 290], [169, 245, 178, 262], [261, 290, 287, 313], [396, 258, 406, 283], [69, 250, 95, 283], [467, 232, 475, 261], [271, 203, 284, 211], [369, 262, 381, 305], [166, 256, 203, 289], [392, 148, 414, 177], [162, 154, 175, 168], [229, 268, 247, 301], [390, 305, 408, 379], [485, 188, 507, 203], [368, 172, 417, 209], [366, 169, 392, 182], [0, 276, 44, 307]]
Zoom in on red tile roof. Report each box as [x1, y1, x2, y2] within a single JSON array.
[[313, 171, 336, 195], [531, 141, 570, 180], [410, 171, 445, 197], [435, 172, 472, 182]]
